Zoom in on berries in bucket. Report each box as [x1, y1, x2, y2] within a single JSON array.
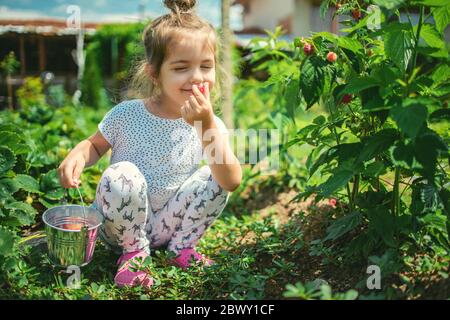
[[62, 224, 83, 230]]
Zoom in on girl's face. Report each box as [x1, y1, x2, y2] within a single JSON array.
[[156, 31, 216, 108]]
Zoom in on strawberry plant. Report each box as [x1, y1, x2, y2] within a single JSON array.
[[0, 78, 109, 289]]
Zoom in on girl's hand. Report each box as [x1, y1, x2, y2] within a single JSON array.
[[181, 82, 214, 127], [57, 153, 85, 188]]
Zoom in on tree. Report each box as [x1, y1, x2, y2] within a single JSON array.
[[221, 0, 233, 128], [0, 52, 20, 110]]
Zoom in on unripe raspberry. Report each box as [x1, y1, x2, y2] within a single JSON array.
[[327, 51, 338, 62]]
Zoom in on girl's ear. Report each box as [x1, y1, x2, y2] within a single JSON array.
[[145, 63, 158, 85]]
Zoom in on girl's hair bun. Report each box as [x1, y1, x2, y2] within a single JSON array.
[[164, 0, 196, 14]]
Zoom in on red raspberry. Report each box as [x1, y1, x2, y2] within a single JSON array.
[[197, 83, 206, 94], [327, 51, 338, 62], [329, 198, 337, 208], [303, 43, 314, 56], [352, 9, 361, 20], [341, 94, 353, 104]]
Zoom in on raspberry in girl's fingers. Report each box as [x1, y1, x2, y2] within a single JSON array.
[[198, 83, 205, 94]]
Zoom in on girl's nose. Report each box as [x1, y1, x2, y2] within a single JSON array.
[[190, 68, 203, 84]]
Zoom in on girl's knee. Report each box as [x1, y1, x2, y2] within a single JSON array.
[[100, 161, 147, 196]]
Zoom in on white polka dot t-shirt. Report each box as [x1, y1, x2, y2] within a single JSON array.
[[98, 99, 228, 212]]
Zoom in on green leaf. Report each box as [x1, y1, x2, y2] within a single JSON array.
[[0, 131, 31, 155], [412, 0, 449, 6], [430, 109, 450, 122], [373, 0, 406, 10], [384, 24, 414, 73], [368, 208, 397, 247], [15, 174, 42, 194], [363, 161, 386, 177], [0, 178, 20, 196], [300, 57, 325, 109], [4, 201, 37, 226], [312, 115, 326, 125], [0, 146, 16, 176], [390, 101, 428, 139], [341, 77, 379, 97], [414, 130, 448, 179], [361, 87, 388, 111], [390, 141, 418, 169], [0, 227, 16, 257], [324, 211, 363, 242], [284, 77, 301, 120], [314, 31, 338, 43], [334, 143, 364, 163], [318, 166, 355, 197], [419, 24, 446, 49], [309, 148, 333, 176], [433, 4, 450, 33], [39, 169, 64, 200], [319, 0, 331, 19], [418, 24, 448, 58], [430, 64, 450, 85], [337, 37, 363, 54], [357, 129, 399, 163]]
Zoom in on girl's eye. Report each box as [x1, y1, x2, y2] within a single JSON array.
[[174, 66, 213, 71]]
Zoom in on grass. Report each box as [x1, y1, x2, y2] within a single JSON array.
[[4, 196, 300, 299]]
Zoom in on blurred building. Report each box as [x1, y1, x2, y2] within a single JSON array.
[[233, 0, 337, 39], [0, 19, 99, 108], [232, 0, 450, 42]]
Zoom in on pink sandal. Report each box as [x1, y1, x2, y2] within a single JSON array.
[[171, 248, 215, 270], [114, 250, 154, 289]]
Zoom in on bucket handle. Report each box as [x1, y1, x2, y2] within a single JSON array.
[[61, 187, 88, 230]]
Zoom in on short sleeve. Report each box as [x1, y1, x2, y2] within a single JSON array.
[[98, 103, 124, 147]]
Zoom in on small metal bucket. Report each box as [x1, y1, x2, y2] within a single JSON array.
[[42, 205, 104, 267]]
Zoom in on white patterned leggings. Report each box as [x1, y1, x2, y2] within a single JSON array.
[[90, 161, 230, 255]]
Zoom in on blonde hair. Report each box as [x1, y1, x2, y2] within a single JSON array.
[[128, 0, 226, 108]]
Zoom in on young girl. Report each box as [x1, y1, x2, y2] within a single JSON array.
[[57, 0, 242, 289]]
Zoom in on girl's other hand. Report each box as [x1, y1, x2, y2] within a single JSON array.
[[57, 153, 86, 188]]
